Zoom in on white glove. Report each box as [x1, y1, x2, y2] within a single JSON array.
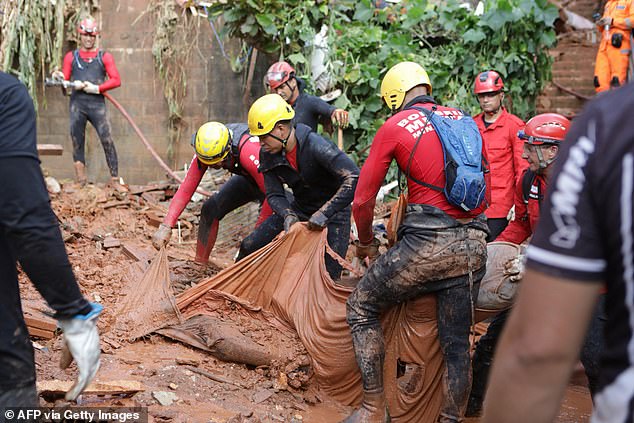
[[83, 81, 100, 94], [506, 205, 515, 221], [58, 302, 102, 401], [503, 254, 525, 282], [51, 70, 65, 81]]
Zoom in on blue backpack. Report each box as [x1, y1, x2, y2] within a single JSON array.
[[406, 105, 487, 211]]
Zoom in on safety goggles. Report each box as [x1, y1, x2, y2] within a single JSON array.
[[264, 71, 289, 89]]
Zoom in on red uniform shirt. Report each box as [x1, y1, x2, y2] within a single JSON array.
[[353, 99, 488, 244], [497, 171, 545, 244], [62, 49, 121, 93], [474, 109, 526, 219], [164, 133, 271, 227]]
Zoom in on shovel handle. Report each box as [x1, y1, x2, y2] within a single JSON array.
[[338, 126, 343, 150]]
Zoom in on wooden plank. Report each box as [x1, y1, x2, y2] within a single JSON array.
[[24, 315, 57, 332], [37, 144, 64, 156], [37, 380, 145, 397], [129, 183, 171, 196], [27, 326, 55, 340], [121, 242, 154, 263]]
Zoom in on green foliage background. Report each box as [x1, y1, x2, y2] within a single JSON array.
[[208, 0, 558, 164]]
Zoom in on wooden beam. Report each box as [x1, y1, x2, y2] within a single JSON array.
[[37, 380, 145, 398], [37, 144, 64, 156]]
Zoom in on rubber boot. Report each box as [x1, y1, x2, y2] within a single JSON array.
[[195, 219, 219, 265], [73, 161, 87, 186], [341, 389, 389, 423]]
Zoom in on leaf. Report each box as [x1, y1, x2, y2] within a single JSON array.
[[287, 53, 307, 65], [353, 0, 374, 22], [462, 29, 486, 44], [255, 14, 278, 36]]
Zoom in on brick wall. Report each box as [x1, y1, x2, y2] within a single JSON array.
[[537, 0, 601, 116], [37, 0, 268, 184]]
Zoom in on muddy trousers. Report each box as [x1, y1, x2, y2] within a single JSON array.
[[468, 293, 606, 413], [346, 207, 487, 422], [196, 175, 264, 263], [70, 96, 118, 177], [0, 385, 38, 409], [237, 206, 351, 280]]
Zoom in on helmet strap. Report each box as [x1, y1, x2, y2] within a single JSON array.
[[268, 127, 293, 153], [285, 79, 298, 105], [535, 145, 556, 172]]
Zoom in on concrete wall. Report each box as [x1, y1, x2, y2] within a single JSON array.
[[37, 0, 268, 184]]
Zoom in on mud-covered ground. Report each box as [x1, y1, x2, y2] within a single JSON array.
[[19, 180, 592, 422]]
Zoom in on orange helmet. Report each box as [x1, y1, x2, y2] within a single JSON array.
[[474, 70, 504, 94], [78, 18, 99, 35], [264, 61, 295, 90], [518, 113, 570, 145]]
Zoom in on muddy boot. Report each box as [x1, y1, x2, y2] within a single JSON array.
[[109, 176, 129, 194], [437, 412, 462, 423], [73, 161, 87, 186], [341, 389, 389, 423]]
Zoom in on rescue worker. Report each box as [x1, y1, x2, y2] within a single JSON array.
[[346, 62, 489, 423], [482, 78, 634, 423], [152, 122, 272, 264], [236, 94, 359, 280], [467, 113, 605, 416], [593, 0, 634, 92], [473, 70, 526, 240], [0, 71, 101, 406], [51, 17, 125, 191], [466, 70, 526, 416], [265, 61, 349, 132]]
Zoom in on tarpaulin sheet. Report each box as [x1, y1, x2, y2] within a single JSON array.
[[174, 223, 443, 422]]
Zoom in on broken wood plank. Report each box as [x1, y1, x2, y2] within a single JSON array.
[[103, 199, 131, 209], [186, 366, 245, 388], [37, 380, 145, 398], [27, 327, 55, 340], [121, 243, 154, 263], [24, 314, 57, 333], [129, 183, 170, 196], [37, 144, 64, 156]]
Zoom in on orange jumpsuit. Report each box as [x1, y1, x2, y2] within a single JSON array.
[[594, 0, 634, 93]]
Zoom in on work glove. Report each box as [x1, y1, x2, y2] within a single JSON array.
[[331, 109, 349, 129], [58, 302, 102, 401], [504, 254, 526, 282], [284, 213, 300, 233], [152, 223, 172, 250], [506, 205, 515, 222], [51, 70, 65, 81], [82, 81, 100, 95], [307, 211, 328, 231], [354, 238, 381, 262], [597, 17, 613, 27]]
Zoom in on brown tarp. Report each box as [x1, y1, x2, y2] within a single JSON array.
[[173, 224, 444, 422]]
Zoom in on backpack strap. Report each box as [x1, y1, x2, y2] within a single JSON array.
[[404, 105, 443, 192], [96, 49, 104, 67]]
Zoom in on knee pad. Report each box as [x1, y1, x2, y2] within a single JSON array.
[[593, 76, 600, 88], [611, 76, 621, 88]]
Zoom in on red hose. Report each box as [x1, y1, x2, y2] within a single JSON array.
[[103, 92, 212, 197]]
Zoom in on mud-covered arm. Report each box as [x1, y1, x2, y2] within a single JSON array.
[[312, 137, 359, 219], [263, 171, 294, 218]]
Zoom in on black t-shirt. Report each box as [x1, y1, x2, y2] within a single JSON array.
[[0, 72, 38, 160], [527, 83, 634, 419]]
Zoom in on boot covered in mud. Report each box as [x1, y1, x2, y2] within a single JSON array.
[[73, 161, 87, 186], [109, 176, 129, 194], [341, 389, 390, 423]]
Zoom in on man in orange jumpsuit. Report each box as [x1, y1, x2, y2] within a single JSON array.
[[594, 0, 634, 93]]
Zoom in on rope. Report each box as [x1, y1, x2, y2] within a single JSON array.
[[103, 92, 212, 197]]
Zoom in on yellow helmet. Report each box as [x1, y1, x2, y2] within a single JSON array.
[[248, 94, 295, 136], [380, 62, 432, 112], [191, 122, 232, 166]]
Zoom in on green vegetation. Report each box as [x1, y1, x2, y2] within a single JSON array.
[[207, 0, 558, 162]]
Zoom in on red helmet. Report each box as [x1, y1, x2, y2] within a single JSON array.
[[474, 70, 504, 94], [518, 113, 570, 145], [78, 18, 99, 36], [264, 61, 295, 90]]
